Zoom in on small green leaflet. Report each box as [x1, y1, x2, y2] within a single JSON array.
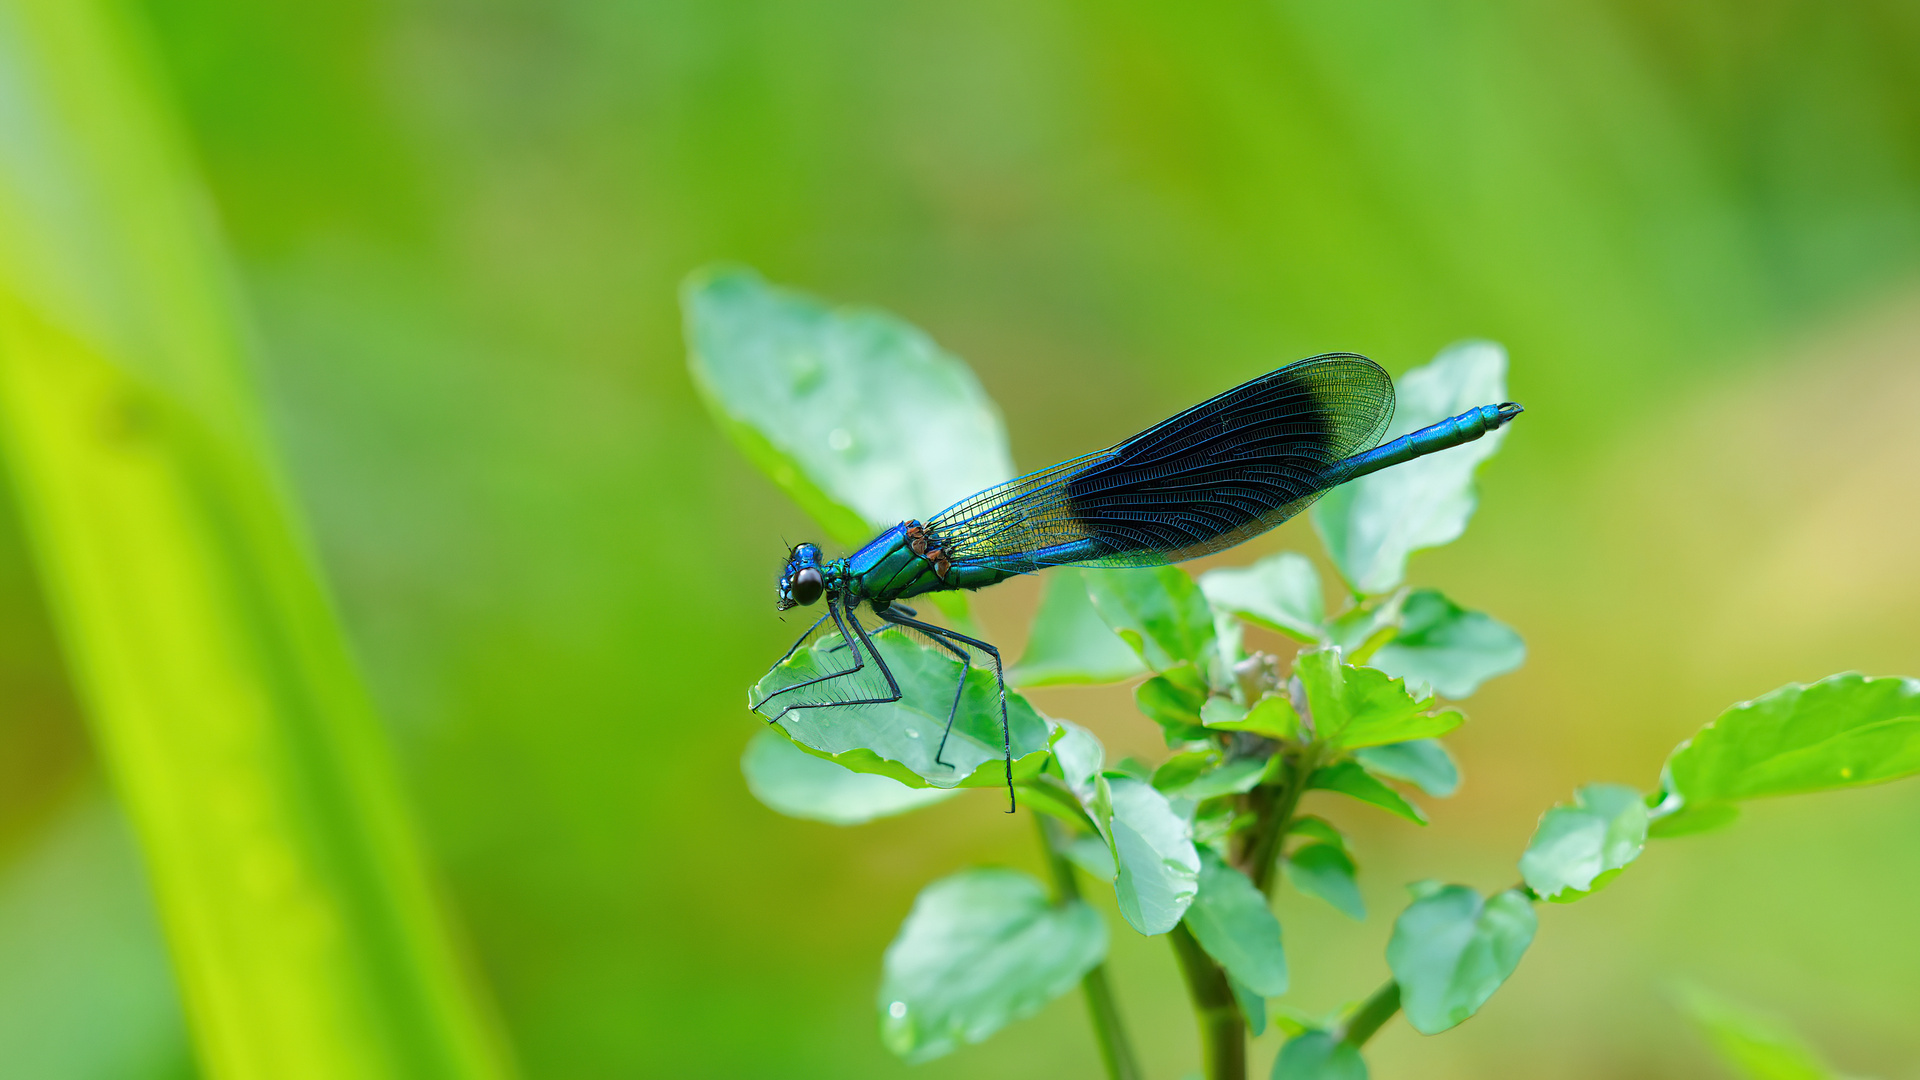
[[1294, 648, 1463, 751], [1309, 760, 1426, 825], [1271, 1032, 1368, 1080], [1387, 885, 1536, 1035], [1518, 783, 1647, 903]]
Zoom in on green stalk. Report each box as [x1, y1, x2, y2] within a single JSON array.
[[1169, 922, 1245, 1080], [0, 3, 510, 1078], [1336, 981, 1401, 1048], [1036, 816, 1142, 1080], [1242, 744, 1320, 894]]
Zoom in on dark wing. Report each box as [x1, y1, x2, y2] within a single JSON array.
[[928, 354, 1394, 573]]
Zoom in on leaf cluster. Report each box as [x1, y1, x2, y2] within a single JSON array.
[[690, 270, 1920, 1080]]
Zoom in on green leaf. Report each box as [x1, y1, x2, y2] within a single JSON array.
[[1231, 976, 1268, 1037], [1064, 834, 1118, 881], [1154, 749, 1269, 801], [878, 868, 1107, 1063], [1295, 648, 1463, 750], [1648, 801, 1741, 839], [1369, 590, 1525, 700], [1519, 783, 1648, 902], [1675, 984, 1843, 1080], [1327, 591, 1408, 661], [1309, 761, 1427, 824], [1205, 693, 1304, 740], [1183, 849, 1289, 995], [756, 631, 1053, 789], [1011, 568, 1148, 687], [741, 728, 961, 824], [1097, 775, 1202, 935], [1272, 1031, 1369, 1080], [1664, 673, 1920, 809], [1050, 719, 1106, 798], [1184, 758, 1272, 801], [684, 266, 1014, 545], [1286, 843, 1366, 920], [1312, 342, 1512, 595], [1199, 552, 1327, 642], [1135, 668, 1213, 743], [1288, 815, 1349, 850], [1353, 740, 1460, 797], [1387, 886, 1537, 1034], [0, 7, 512, 1074], [1084, 566, 1217, 671]]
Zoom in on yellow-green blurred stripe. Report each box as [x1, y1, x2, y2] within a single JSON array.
[[0, 1, 514, 1078]]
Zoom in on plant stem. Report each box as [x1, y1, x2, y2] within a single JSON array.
[[1243, 744, 1320, 894], [1169, 922, 1245, 1080], [1336, 980, 1401, 1048], [1036, 816, 1143, 1080]]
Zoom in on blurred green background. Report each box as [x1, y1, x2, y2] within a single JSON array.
[[3, 0, 1919, 1077]]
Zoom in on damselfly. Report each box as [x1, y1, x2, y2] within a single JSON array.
[[752, 353, 1522, 810]]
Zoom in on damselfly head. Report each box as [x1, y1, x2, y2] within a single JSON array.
[[776, 543, 825, 610]]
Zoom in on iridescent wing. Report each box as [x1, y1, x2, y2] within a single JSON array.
[[927, 354, 1394, 573]]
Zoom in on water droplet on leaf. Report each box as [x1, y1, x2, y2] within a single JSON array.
[[888, 1001, 908, 1019]]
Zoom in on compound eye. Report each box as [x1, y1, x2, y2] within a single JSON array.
[[791, 567, 825, 606]]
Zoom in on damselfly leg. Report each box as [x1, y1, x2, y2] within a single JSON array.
[[879, 608, 1015, 813], [751, 598, 902, 721]]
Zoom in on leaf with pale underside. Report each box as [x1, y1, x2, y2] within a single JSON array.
[[1369, 589, 1524, 700], [742, 728, 962, 824], [1312, 342, 1512, 595], [878, 869, 1106, 1063], [1519, 783, 1647, 902], [1094, 775, 1201, 935], [686, 267, 1013, 545], [1388, 885, 1536, 1035], [1200, 552, 1327, 642]]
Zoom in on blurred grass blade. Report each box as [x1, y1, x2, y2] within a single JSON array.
[[1676, 984, 1847, 1080], [0, 3, 512, 1078], [0, 793, 193, 1080]]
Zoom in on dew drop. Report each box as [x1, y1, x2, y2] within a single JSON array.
[[888, 1001, 908, 1019], [828, 427, 854, 452], [906, 729, 921, 739]]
